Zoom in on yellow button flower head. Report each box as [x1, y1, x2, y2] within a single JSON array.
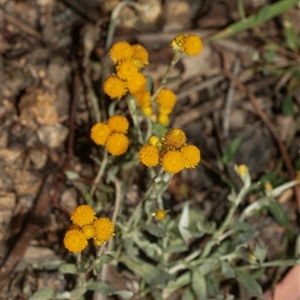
[[237, 164, 248, 177], [153, 209, 167, 220], [139, 145, 160, 167], [180, 145, 201, 168], [127, 72, 147, 94], [156, 89, 177, 111], [82, 224, 95, 239], [105, 133, 129, 156], [70, 205, 96, 227], [182, 34, 203, 56], [104, 74, 127, 99], [107, 115, 129, 134], [147, 135, 161, 148], [116, 59, 139, 80], [142, 106, 152, 116], [94, 239, 105, 247], [162, 150, 185, 173], [93, 217, 115, 242], [110, 41, 133, 63], [170, 33, 186, 52], [90, 122, 111, 145], [164, 128, 187, 149], [131, 44, 149, 68], [134, 90, 151, 107], [63, 229, 88, 253], [158, 113, 169, 126]]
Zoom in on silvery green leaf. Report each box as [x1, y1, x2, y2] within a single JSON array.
[[221, 261, 235, 278], [178, 203, 192, 243], [113, 290, 134, 299], [86, 281, 116, 294], [253, 244, 268, 264], [236, 270, 264, 299], [192, 268, 207, 300], [146, 223, 166, 238], [162, 272, 191, 298], [58, 263, 78, 274], [180, 287, 194, 300], [32, 259, 65, 271], [65, 170, 80, 180], [28, 289, 55, 300]]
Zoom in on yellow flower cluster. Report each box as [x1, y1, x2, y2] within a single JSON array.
[[104, 41, 149, 100], [90, 115, 130, 156], [63, 204, 115, 253], [170, 33, 203, 56], [139, 128, 201, 173], [104, 35, 203, 125]]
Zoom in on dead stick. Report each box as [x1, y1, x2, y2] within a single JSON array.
[[2, 8, 42, 40]]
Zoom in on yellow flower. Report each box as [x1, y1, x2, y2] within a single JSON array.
[[90, 122, 111, 145], [180, 145, 201, 168], [127, 72, 147, 94], [105, 133, 129, 156], [156, 89, 177, 111], [158, 113, 169, 126], [131, 44, 149, 68], [93, 217, 115, 242], [110, 41, 133, 63], [147, 135, 161, 148], [134, 90, 151, 107], [164, 128, 186, 149], [237, 164, 248, 177], [116, 59, 139, 80], [264, 181, 273, 192], [142, 106, 152, 116], [94, 239, 105, 247], [103, 74, 127, 99], [170, 33, 186, 52], [63, 229, 88, 253], [107, 115, 129, 134], [70, 205, 96, 227], [139, 145, 160, 167], [182, 34, 203, 56], [153, 209, 167, 220], [162, 150, 185, 173], [82, 224, 95, 239]]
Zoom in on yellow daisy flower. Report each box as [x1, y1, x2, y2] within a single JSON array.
[[156, 89, 177, 111], [180, 145, 201, 168], [139, 145, 160, 167], [237, 164, 248, 177], [147, 135, 161, 148], [116, 59, 139, 80], [103, 74, 127, 99], [161, 150, 185, 173], [170, 33, 186, 52], [127, 72, 147, 94], [153, 209, 167, 220], [93, 217, 115, 242], [90, 122, 111, 145], [131, 44, 149, 68], [70, 205, 96, 227], [142, 105, 152, 116], [133, 90, 151, 107], [82, 224, 95, 239], [94, 239, 105, 247], [164, 128, 186, 149], [63, 229, 88, 253], [105, 133, 129, 156], [182, 34, 203, 56], [158, 113, 169, 126], [110, 41, 133, 63], [107, 115, 129, 134]]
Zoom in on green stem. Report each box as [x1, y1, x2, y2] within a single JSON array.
[[90, 149, 108, 199]]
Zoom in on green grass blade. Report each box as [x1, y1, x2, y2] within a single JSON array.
[[210, 0, 300, 41]]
